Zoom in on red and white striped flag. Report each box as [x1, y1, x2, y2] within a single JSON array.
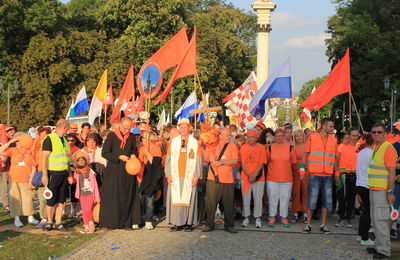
[[103, 83, 114, 111], [222, 72, 259, 128]]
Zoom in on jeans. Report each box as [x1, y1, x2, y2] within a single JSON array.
[[307, 175, 333, 210], [393, 182, 400, 210], [141, 193, 155, 222]]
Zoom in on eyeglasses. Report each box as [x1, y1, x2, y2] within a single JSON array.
[[371, 131, 384, 134], [67, 139, 75, 142]]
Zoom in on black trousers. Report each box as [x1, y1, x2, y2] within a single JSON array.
[[357, 186, 370, 241], [337, 172, 357, 220], [205, 180, 235, 228]]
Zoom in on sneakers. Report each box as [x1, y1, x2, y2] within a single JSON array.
[[360, 239, 375, 246], [36, 219, 47, 229], [14, 216, 23, 228], [320, 225, 330, 234], [281, 218, 290, 228], [328, 209, 337, 217], [132, 224, 139, 230], [241, 217, 249, 227], [291, 215, 298, 223], [145, 222, 153, 230], [345, 220, 352, 228], [356, 236, 362, 242], [255, 218, 262, 228], [303, 224, 311, 234], [335, 219, 345, 227], [55, 223, 66, 231], [267, 217, 275, 227], [28, 216, 39, 225], [43, 222, 53, 231]]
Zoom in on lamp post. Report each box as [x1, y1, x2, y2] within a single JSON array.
[[384, 77, 397, 132], [335, 109, 344, 128], [0, 79, 19, 124], [170, 96, 181, 123]]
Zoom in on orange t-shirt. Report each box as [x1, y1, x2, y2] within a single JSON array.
[[293, 144, 306, 173], [266, 143, 297, 182], [239, 143, 266, 182], [167, 139, 202, 178], [205, 142, 238, 183], [4, 147, 34, 183], [336, 143, 358, 176], [370, 144, 397, 190]]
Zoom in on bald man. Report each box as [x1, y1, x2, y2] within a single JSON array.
[[41, 119, 72, 231]]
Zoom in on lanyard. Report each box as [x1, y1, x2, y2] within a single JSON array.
[[372, 144, 383, 161]]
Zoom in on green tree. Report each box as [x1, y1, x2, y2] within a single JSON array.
[[326, 0, 400, 129]]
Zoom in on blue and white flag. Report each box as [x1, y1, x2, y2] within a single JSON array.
[[249, 57, 292, 119], [175, 91, 197, 121], [73, 86, 89, 116]]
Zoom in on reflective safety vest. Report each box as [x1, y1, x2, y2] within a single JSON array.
[[367, 141, 392, 189], [45, 133, 70, 171], [307, 133, 337, 174]]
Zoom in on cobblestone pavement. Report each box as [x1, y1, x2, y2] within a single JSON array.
[[65, 216, 371, 260]]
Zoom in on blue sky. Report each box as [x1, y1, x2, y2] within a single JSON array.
[[229, 0, 336, 92]]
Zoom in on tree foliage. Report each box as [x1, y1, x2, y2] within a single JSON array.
[[0, 0, 256, 129], [326, 0, 400, 130]]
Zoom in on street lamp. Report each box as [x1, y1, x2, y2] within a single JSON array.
[[382, 100, 391, 112], [383, 77, 397, 132], [0, 79, 19, 124], [335, 109, 344, 128]]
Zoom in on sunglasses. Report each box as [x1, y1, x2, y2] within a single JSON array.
[[67, 139, 76, 142], [371, 131, 384, 134]]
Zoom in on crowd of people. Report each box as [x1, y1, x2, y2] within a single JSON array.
[[0, 116, 399, 259]]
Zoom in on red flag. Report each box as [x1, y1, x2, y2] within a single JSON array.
[[154, 27, 197, 105], [143, 27, 189, 73], [110, 65, 135, 123], [103, 84, 114, 111], [301, 108, 312, 123], [301, 48, 351, 111]]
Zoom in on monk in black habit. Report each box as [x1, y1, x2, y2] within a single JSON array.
[[100, 117, 141, 229]]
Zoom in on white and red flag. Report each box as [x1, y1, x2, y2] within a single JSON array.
[[222, 71, 258, 128]]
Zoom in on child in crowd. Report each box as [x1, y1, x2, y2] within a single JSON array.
[[72, 152, 100, 233]]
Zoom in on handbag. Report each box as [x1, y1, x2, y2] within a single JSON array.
[[31, 171, 44, 187]]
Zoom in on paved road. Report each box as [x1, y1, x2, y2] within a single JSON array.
[[65, 217, 371, 260]]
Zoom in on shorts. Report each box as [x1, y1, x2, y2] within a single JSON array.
[[46, 171, 68, 207], [307, 174, 333, 210], [393, 181, 400, 210]]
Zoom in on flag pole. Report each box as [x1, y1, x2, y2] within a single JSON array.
[[349, 92, 352, 127], [104, 107, 107, 127], [350, 92, 364, 132], [318, 110, 320, 129], [194, 71, 197, 131]]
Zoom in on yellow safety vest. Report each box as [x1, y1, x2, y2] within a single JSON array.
[[367, 141, 392, 189], [45, 133, 70, 171]]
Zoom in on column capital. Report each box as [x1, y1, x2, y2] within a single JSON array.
[[256, 24, 272, 33]]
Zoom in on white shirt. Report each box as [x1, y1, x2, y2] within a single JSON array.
[[356, 147, 372, 189]]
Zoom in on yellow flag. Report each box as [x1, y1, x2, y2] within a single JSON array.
[[94, 69, 107, 102]]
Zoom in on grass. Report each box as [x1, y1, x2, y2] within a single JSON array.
[[0, 207, 100, 260]]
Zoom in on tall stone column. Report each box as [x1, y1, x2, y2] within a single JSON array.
[[252, 0, 276, 85]]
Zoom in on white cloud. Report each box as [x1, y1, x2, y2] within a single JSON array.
[[271, 12, 317, 28], [271, 33, 329, 50]]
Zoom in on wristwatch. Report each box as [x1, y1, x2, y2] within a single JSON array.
[[387, 190, 394, 195]]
